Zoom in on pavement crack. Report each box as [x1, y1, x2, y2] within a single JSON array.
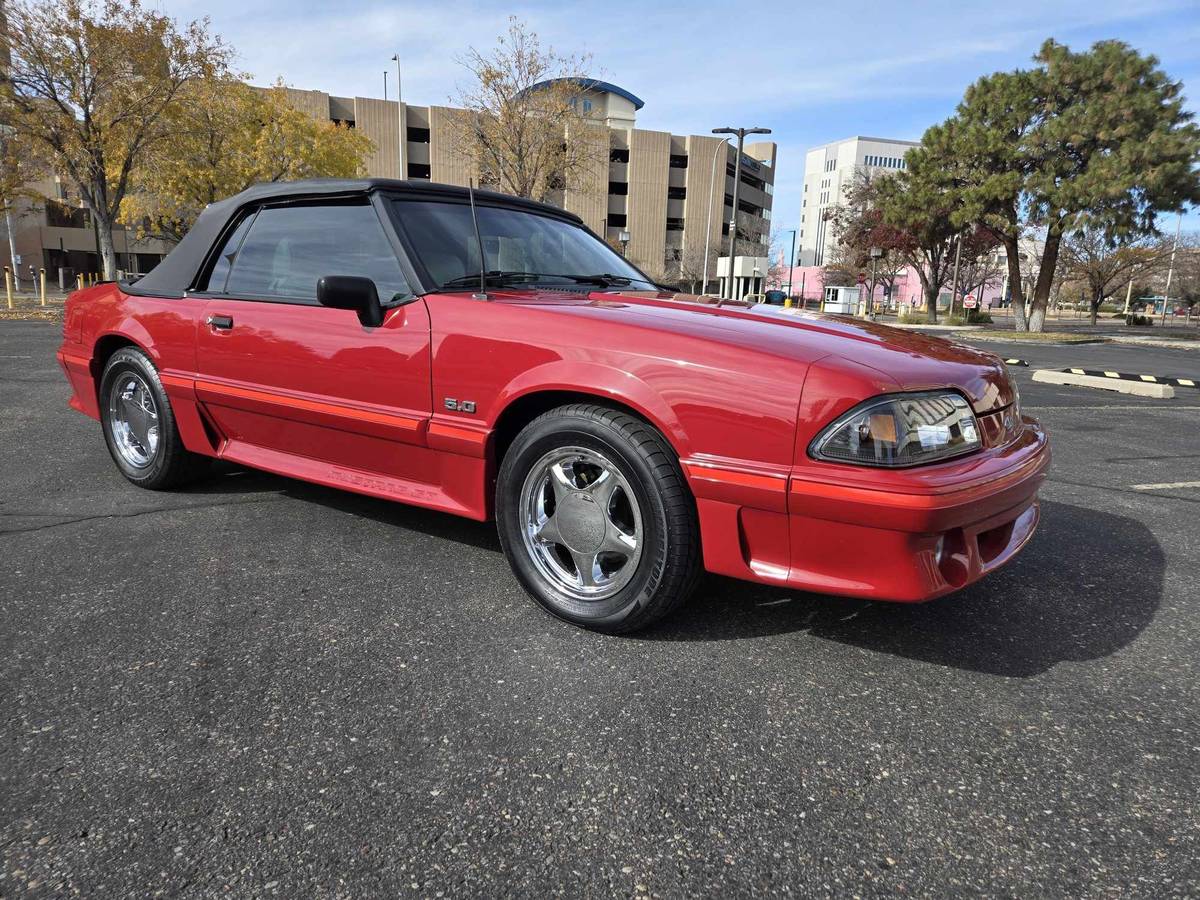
[[0, 495, 286, 536]]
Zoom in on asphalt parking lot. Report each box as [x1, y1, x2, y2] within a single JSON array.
[[2, 321, 1198, 897]]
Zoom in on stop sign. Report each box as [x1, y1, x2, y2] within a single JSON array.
[[963, 294, 977, 309]]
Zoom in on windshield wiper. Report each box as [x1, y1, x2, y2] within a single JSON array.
[[437, 270, 643, 291], [569, 273, 635, 286], [437, 270, 541, 290]]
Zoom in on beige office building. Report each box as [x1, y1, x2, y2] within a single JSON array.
[[284, 79, 777, 290], [9, 80, 776, 292]]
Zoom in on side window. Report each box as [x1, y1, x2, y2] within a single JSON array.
[[225, 202, 411, 303], [202, 213, 254, 293]]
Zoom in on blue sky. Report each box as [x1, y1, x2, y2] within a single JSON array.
[[166, 0, 1200, 235]]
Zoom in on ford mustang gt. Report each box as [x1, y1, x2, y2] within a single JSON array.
[[58, 179, 1049, 633]]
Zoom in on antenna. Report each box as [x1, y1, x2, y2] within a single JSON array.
[[468, 179, 488, 300]]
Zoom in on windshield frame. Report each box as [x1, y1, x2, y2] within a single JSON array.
[[380, 190, 661, 295]]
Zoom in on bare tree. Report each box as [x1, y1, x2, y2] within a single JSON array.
[[0, 0, 230, 280], [451, 18, 604, 204], [673, 242, 719, 294], [1060, 228, 1171, 324]]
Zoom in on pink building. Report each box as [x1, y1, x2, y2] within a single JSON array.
[[770, 264, 1007, 310]]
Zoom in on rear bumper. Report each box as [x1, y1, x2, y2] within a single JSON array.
[[690, 418, 1050, 601]]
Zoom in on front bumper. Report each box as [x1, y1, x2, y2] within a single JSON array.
[[688, 417, 1050, 602]]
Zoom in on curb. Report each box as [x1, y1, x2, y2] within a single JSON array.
[[1063, 368, 1197, 389], [1032, 369, 1175, 398]]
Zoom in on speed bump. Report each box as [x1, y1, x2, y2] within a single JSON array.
[[1064, 368, 1197, 389]]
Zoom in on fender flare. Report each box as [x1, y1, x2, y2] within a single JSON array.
[[490, 360, 694, 459]]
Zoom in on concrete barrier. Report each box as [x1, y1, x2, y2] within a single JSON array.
[[1032, 369, 1175, 398]]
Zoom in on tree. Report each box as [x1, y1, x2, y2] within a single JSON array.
[[1060, 229, 1169, 324], [946, 227, 1004, 318], [673, 242, 719, 294], [0, 0, 230, 279], [0, 129, 47, 285], [1169, 237, 1200, 324], [825, 170, 908, 313], [120, 80, 373, 243], [932, 39, 1200, 332], [451, 18, 603, 202], [873, 155, 960, 324]]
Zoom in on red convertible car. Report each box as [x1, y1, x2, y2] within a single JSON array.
[[58, 179, 1049, 633]]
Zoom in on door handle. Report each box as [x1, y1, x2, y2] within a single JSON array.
[[206, 314, 234, 330]]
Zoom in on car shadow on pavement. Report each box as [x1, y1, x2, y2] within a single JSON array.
[[182, 469, 1163, 678], [644, 500, 1164, 678], [188, 462, 505, 553]]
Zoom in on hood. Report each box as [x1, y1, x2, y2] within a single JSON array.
[[484, 287, 1016, 414]]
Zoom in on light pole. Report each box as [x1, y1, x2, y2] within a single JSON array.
[[1160, 210, 1182, 326], [701, 139, 726, 295], [618, 229, 631, 257], [712, 126, 771, 299], [784, 229, 797, 298], [383, 70, 388, 101], [391, 53, 405, 180], [868, 246, 883, 317]]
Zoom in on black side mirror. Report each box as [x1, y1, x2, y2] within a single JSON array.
[[317, 275, 383, 328]]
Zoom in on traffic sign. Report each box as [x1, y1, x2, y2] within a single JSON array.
[[963, 294, 977, 309]]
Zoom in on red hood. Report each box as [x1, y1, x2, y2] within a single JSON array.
[[481, 287, 1016, 414]]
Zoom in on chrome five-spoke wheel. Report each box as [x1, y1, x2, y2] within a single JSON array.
[[519, 446, 643, 600], [107, 372, 160, 468]]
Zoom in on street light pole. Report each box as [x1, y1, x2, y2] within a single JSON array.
[[701, 139, 726, 295], [786, 229, 797, 297], [1161, 210, 1182, 326], [712, 126, 771, 299], [868, 246, 882, 317], [391, 53, 405, 180], [383, 70, 388, 101]]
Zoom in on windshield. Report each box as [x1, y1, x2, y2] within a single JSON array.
[[391, 198, 657, 291]]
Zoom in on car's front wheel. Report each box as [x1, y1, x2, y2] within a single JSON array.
[[99, 347, 210, 490], [496, 404, 700, 633]]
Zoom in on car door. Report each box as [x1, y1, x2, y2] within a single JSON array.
[[193, 197, 434, 485]]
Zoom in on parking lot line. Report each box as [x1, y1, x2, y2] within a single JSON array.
[[1130, 481, 1200, 491]]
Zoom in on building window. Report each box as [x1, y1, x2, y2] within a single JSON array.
[[407, 127, 430, 144], [331, 118, 355, 129], [407, 162, 431, 179], [608, 213, 627, 228], [669, 154, 688, 169], [47, 200, 88, 229], [610, 148, 630, 163], [667, 185, 686, 200], [582, 99, 593, 113], [666, 217, 684, 231], [608, 181, 629, 196]]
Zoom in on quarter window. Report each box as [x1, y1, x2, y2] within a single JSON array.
[[202, 214, 254, 293], [224, 202, 411, 303]]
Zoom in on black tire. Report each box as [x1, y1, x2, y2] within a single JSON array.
[[496, 403, 701, 633], [98, 347, 210, 490]]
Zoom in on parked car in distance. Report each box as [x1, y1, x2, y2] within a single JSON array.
[[59, 179, 1050, 633]]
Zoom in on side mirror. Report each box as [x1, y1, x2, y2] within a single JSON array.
[[317, 275, 383, 328]]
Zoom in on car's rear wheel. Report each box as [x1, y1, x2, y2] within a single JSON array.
[[496, 403, 700, 633], [99, 347, 210, 490]]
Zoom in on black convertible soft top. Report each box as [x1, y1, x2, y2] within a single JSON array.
[[127, 178, 584, 298]]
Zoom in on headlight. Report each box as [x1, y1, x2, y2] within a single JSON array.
[[810, 391, 982, 467]]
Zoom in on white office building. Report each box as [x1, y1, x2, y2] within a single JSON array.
[[797, 136, 919, 267]]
